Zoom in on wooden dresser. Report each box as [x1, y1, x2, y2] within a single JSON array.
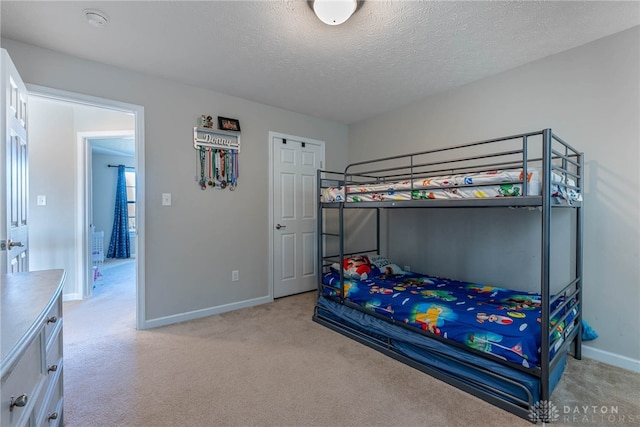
[[1, 270, 65, 427]]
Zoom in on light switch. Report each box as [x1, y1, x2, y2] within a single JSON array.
[[162, 193, 171, 206], [37, 195, 47, 206]]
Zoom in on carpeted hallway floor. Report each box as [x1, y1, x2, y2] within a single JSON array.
[[63, 261, 640, 426]]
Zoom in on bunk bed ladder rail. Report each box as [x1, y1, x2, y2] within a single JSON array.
[[316, 170, 348, 301], [317, 169, 382, 303], [540, 129, 552, 404], [540, 129, 584, 404], [575, 149, 584, 360], [317, 170, 340, 296]]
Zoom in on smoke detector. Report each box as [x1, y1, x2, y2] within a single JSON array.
[[84, 9, 109, 28]]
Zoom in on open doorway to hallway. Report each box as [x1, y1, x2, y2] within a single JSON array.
[[26, 89, 144, 328], [87, 133, 137, 292]]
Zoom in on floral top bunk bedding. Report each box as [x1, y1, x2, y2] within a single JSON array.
[[321, 256, 578, 368], [320, 168, 581, 204]]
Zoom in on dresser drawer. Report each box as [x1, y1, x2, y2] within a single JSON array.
[[43, 298, 61, 348], [45, 327, 62, 371], [33, 303, 63, 424], [1, 332, 45, 427], [36, 364, 63, 427], [34, 340, 63, 422]]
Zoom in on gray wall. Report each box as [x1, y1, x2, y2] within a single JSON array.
[[3, 38, 349, 322], [349, 27, 640, 367]]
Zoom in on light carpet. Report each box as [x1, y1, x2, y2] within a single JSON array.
[[63, 262, 640, 426]]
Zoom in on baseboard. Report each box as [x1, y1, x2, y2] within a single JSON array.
[[582, 344, 640, 373], [142, 295, 273, 329], [63, 292, 83, 302]]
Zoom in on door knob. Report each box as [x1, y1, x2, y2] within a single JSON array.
[[275, 224, 286, 230], [7, 240, 24, 249]]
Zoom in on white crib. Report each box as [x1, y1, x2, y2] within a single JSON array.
[[92, 229, 104, 281]]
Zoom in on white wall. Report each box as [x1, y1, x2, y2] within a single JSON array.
[[28, 96, 135, 297], [3, 39, 349, 324], [28, 99, 76, 281], [349, 27, 640, 369]]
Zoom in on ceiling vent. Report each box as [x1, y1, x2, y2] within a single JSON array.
[[84, 9, 109, 29]]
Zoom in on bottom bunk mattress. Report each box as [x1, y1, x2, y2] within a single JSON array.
[[321, 268, 577, 368], [315, 295, 568, 406]]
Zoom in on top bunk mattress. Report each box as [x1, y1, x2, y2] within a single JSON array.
[[320, 168, 581, 204]]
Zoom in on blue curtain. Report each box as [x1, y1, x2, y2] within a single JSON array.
[[107, 165, 130, 259]]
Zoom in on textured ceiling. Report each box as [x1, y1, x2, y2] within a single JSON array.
[[1, 1, 638, 124]]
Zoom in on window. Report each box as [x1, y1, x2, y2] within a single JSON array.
[[125, 170, 136, 233]]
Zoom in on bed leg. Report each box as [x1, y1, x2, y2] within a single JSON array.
[[574, 323, 583, 360]]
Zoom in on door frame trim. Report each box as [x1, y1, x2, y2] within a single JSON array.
[[77, 129, 135, 300], [26, 83, 146, 330], [268, 131, 325, 299]]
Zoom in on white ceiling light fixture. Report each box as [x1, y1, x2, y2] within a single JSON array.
[[312, 0, 358, 26], [83, 9, 109, 29]]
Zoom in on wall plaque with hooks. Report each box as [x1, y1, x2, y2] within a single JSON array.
[[193, 126, 240, 191], [193, 127, 241, 152]]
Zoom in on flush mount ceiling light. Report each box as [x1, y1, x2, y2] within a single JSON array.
[[83, 9, 109, 28], [312, 0, 358, 26]]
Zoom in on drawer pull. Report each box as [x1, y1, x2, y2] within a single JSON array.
[[46, 316, 58, 324], [48, 364, 58, 373], [9, 394, 28, 411], [48, 412, 58, 421]]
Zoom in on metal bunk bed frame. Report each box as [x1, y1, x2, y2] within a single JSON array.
[[313, 128, 584, 421]]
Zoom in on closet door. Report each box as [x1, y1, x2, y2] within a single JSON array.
[[272, 136, 323, 298], [1, 49, 29, 273]]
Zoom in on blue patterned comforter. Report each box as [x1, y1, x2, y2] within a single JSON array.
[[322, 270, 576, 368]]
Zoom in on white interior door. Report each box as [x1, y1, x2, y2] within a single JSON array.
[[1, 49, 29, 274], [272, 134, 324, 298]]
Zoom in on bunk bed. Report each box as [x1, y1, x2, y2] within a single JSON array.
[[313, 129, 583, 421]]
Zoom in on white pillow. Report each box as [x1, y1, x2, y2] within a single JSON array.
[[369, 255, 391, 268]]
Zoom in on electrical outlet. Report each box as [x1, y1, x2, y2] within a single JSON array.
[[232, 270, 239, 281], [404, 265, 411, 272], [37, 195, 47, 206], [162, 193, 172, 206]]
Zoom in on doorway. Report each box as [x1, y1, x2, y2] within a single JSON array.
[[82, 131, 136, 299], [268, 132, 325, 299], [26, 85, 145, 329]]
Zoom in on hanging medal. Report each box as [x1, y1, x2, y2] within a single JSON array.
[[229, 150, 236, 191], [207, 149, 214, 187], [213, 149, 218, 188], [219, 149, 227, 189], [234, 149, 239, 182], [227, 150, 232, 189], [216, 149, 222, 189], [195, 148, 200, 184], [198, 146, 207, 190]]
